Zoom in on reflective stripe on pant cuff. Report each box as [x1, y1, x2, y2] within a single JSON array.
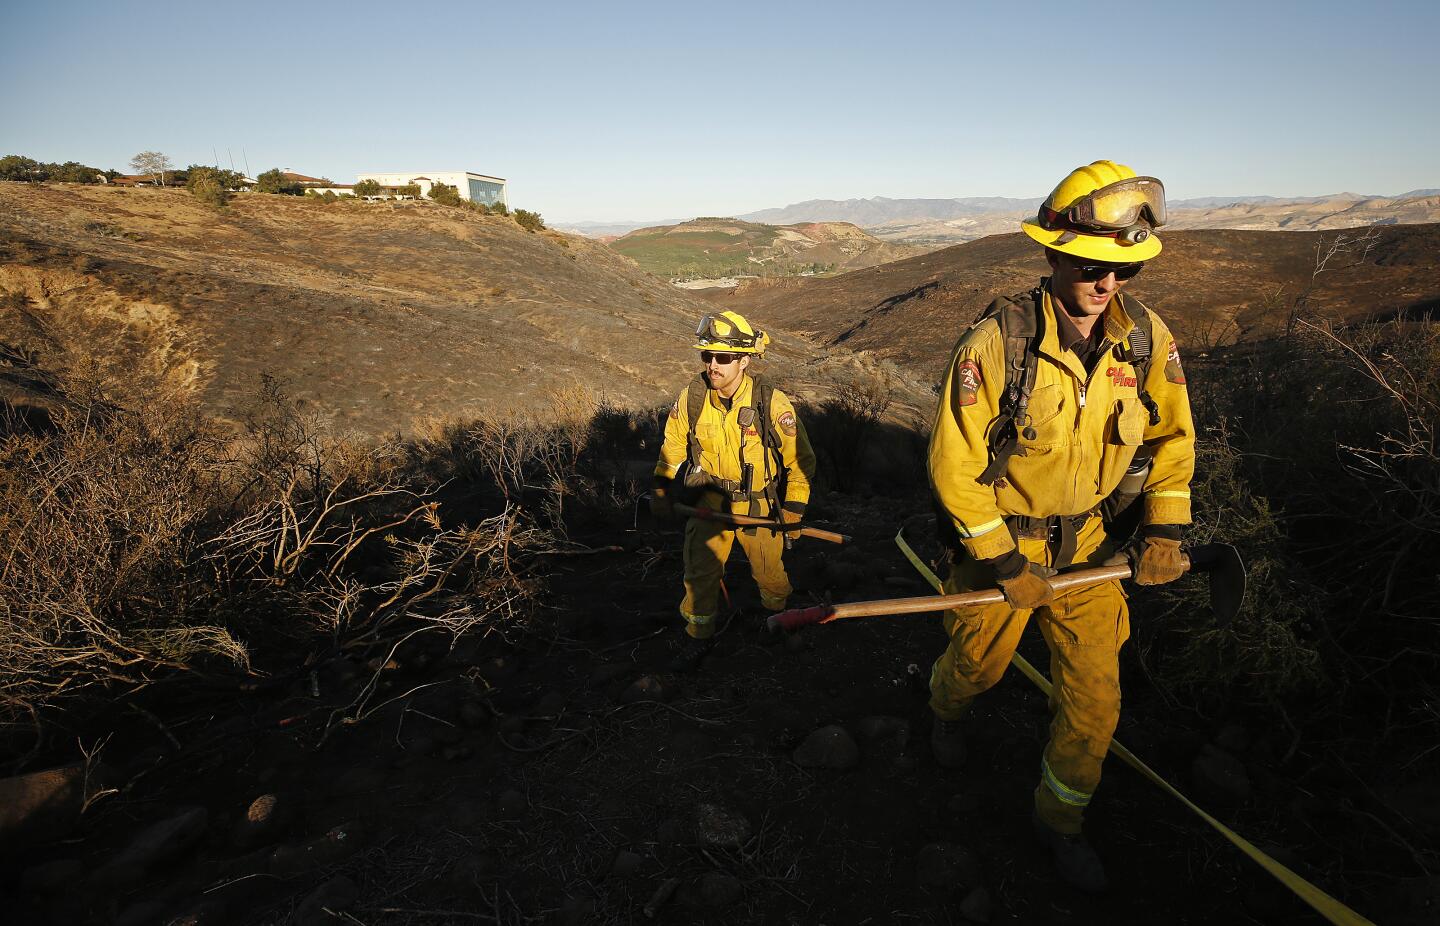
[[682, 611, 715, 639], [1042, 758, 1093, 807]]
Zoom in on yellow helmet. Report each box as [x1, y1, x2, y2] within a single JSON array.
[[693, 311, 770, 355], [1021, 160, 1166, 263]]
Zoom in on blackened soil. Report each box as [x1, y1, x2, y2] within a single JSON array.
[[6, 494, 1377, 925]]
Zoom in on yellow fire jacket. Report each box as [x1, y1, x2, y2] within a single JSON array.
[[655, 374, 815, 511], [929, 287, 1195, 562]]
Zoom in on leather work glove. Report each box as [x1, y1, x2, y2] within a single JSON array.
[[781, 502, 806, 526], [988, 549, 1056, 609], [649, 487, 676, 522], [1107, 525, 1186, 585]]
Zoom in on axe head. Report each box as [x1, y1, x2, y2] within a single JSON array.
[[1185, 543, 1246, 626]]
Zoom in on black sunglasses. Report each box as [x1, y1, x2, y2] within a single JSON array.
[[701, 351, 740, 365], [1068, 258, 1145, 282]]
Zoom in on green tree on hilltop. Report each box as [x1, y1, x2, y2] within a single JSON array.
[[255, 168, 302, 195], [428, 182, 463, 206], [353, 179, 382, 198], [0, 155, 48, 181]]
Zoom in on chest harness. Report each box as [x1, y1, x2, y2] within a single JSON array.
[[681, 374, 786, 525], [942, 282, 1161, 568]]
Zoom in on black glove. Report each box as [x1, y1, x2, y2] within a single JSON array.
[[650, 479, 677, 522]]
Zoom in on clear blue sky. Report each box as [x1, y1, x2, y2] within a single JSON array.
[[3, 0, 1436, 223]]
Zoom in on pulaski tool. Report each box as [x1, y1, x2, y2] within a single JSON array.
[[767, 543, 1244, 631], [671, 502, 850, 544]]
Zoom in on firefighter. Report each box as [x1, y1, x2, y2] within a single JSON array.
[[651, 311, 817, 672], [927, 160, 1195, 892]]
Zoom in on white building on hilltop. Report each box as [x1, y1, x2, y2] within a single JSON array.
[[357, 171, 507, 207]]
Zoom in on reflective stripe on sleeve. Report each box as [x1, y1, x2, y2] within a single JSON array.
[[955, 516, 1006, 539]]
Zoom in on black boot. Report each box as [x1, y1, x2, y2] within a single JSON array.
[[667, 633, 715, 673], [1032, 813, 1109, 893]]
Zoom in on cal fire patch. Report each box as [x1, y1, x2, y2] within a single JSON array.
[[669, 401, 680, 420], [778, 410, 797, 436], [956, 360, 983, 406], [1164, 340, 1187, 385]]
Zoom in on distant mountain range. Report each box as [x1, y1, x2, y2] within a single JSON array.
[[558, 190, 1440, 243]]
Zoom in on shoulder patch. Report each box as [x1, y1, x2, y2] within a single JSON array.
[[669, 401, 680, 419], [777, 410, 797, 436], [956, 359, 983, 406], [1164, 340, 1186, 385]]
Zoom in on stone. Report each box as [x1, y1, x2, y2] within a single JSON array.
[[693, 803, 752, 848], [609, 850, 645, 879], [92, 807, 209, 888], [1191, 744, 1252, 807], [620, 675, 670, 704], [683, 871, 743, 909], [792, 725, 860, 770], [959, 886, 993, 923], [915, 842, 982, 893], [295, 876, 359, 925], [233, 793, 294, 848], [0, 764, 104, 848], [269, 823, 364, 878], [19, 857, 84, 895]]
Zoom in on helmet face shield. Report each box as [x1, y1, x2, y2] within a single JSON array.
[[1062, 177, 1167, 231], [694, 312, 762, 352]]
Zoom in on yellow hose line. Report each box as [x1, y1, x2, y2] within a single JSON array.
[[894, 526, 1376, 926]]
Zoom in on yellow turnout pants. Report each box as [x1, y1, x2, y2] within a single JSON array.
[[680, 494, 791, 639], [929, 516, 1128, 834]]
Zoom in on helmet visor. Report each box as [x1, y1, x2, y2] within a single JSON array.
[[694, 313, 759, 350], [1067, 177, 1167, 230]]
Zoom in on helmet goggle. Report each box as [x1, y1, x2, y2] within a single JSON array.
[[1041, 177, 1167, 246], [694, 313, 760, 351]]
